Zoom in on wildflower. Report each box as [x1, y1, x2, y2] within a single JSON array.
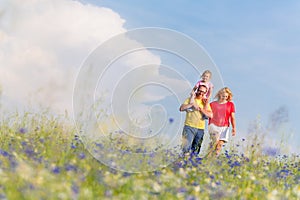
[[0, 149, 9, 157], [186, 195, 196, 200], [74, 134, 80, 141], [195, 157, 202, 164], [177, 187, 187, 193], [78, 152, 85, 159], [153, 170, 162, 177], [19, 127, 28, 134], [105, 190, 112, 197], [225, 150, 231, 159], [65, 164, 78, 172], [25, 148, 35, 157], [122, 172, 131, 177], [262, 186, 268, 192], [52, 166, 61, 174], [135, 148, 144, 153], [230, 161, 241, 168], [71, 183, 79, 194], [276, 169, 290, 179], [95, 142, 103, 148]]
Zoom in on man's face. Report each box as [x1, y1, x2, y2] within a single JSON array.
[[196, 86, 207, 97]]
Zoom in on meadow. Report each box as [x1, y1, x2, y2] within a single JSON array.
[[0, 111, 299, 200]]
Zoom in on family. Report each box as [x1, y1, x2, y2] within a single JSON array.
[[179, 70, 236, 157]]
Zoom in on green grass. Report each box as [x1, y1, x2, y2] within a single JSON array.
[[0, 111, 299, 199]]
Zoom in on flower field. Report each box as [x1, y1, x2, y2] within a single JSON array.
[[0, 112, 299, 200]]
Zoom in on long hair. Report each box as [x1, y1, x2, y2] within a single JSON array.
[[214, 87, 233, 101]]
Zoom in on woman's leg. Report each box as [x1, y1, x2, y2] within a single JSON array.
[[215, 140, 225, 155]]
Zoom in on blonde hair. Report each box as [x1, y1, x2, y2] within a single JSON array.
[[215, 87, 233, 101], [201, 70, 212, 78]]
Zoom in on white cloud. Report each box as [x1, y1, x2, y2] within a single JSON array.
[[0, 0, 127, 113], [0, 0, 192, 134]]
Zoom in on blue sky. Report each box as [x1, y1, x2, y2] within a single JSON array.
[[1, 0, 299, 154], [79, 0, 300, 153]]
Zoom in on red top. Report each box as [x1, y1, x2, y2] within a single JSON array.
[[209, 101, 235, 127]]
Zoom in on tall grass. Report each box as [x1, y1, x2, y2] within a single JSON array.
[[0, 111, 299, 199]]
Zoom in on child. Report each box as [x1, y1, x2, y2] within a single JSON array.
[[187, 70, 214, 117], [192, 70, 213, 102]]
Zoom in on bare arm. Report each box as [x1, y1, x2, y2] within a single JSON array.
[[189, 91, 195, 104], [230, 112, 236, 136], [179, 103, 194, 112], [207, 86, 213, 101], [199, 107, 213, 118]]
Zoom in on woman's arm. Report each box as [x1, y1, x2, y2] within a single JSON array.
[[230, 112, 236, 136], [199, 107, 213, 118]]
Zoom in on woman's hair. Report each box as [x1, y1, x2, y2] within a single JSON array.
[[201, 70, 212, 78], [215, 87, 233, 101]]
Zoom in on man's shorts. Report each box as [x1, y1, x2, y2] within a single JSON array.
[[208, 123, 230, 143]]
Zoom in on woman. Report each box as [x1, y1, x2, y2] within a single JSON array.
[[208, 87, 236, 156]]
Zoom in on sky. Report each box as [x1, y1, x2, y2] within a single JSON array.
[[1, 0, 299, 154]]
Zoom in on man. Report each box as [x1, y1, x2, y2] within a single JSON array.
[[179, 85, 213, 156]]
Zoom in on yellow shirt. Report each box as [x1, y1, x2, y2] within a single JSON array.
[[183, 98, 211, 129]]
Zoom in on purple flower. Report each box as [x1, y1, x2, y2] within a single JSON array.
[[52, 166, 61, 174], [105, 190, 112, 197], [78, 152, 86, 159], [95, 143, 103, 148], [186, 196, 197, 200], [122, 172, 131, 177], [178, 187, 187, 193], [71, 183, 79, 194], [276, 169, 290, 179], [153, 171, 162, 177], [25, 148, 35, 157], [65, 164, 77, 172], [19, 127, 28, 134], [230, 161, 241, 168], [0, 149, 9, 157]]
